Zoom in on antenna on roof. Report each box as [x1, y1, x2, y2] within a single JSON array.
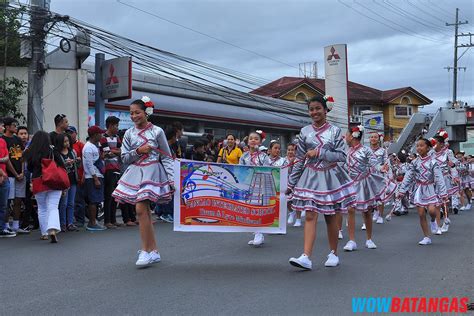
[[298, 61, 318, 79]]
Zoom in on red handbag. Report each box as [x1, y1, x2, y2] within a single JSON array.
[[41, 152, 70, 190]]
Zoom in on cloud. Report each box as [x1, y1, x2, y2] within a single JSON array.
[[49, 0, 474, 105]]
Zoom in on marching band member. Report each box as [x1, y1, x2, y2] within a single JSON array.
[[287, 95, 356, 270], [239, 130, 269, 246], [343, 125, 396, 252], [112, 97, 174, 267], [398, 138, 447, 245]]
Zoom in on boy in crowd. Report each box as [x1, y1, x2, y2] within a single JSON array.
[[100, 116, 122, 228], [1, 117, 29, 234], [50, 114, 70, 145], [67, 126, 86, 227], [16, 126, 36, 230], [171, 121, 186, 159], [83, 126, 106, 231], [0, 118, 15, 237], [17, 126, 29, 146], [185, 140, 206, 161]]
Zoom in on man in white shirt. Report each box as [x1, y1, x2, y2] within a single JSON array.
[[83, 126, 106, 231]]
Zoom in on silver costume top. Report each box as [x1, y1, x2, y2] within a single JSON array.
[[121, 123, 174, 182], [399, 155, 447, 197], [266, 156, 286, 167], [369, 146, 387, 172], [431, 146, 458, 177], [347, 144, 379, 180], [239, 150, 268, 166], [289, 122, 347, 187]]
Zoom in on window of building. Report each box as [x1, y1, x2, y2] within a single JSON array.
[[353, 105, 372, 116], [394, 106, 413, 117], [295, 92, 308, 103], [400, 96, 412, 105]]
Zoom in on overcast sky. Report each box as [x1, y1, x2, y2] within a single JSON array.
[[49, 0, 473, 111]]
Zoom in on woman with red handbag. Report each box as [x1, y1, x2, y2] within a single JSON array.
[[24, 131, 68, 243]]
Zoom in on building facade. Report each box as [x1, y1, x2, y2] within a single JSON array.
[[250, 77, 433, 140]]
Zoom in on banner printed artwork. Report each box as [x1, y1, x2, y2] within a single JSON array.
[[173, 160, 287, 233]]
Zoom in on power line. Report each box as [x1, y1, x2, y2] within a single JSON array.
[[353, 0, 448, 43], [338, 0, 447, 44], [375, 0, 451, 36], [115, 0, 297, 70]]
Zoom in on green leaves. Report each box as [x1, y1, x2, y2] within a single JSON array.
[[0, 77, 26, 122]]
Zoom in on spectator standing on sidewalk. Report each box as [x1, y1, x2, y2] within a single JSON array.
[[100, 116, 123, 228], [83, 126, 106, 231], [50, 114, 70, 145], [55, 133, 80, 232], [0, 118, 15, 237], [1, 117, 29, 234], [67, 126, 86, 227], [155, 126, 177, 223]]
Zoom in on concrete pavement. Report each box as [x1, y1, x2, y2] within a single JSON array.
[[1, 209, 472, 315]]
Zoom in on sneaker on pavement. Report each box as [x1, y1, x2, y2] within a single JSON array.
[[338, 230, 343, 240], [149, 250, 161, 264], [430, 221, 437, 234], [376, 217, 384, 224], [287, 211, 296, 225], [441, 223, 449, 233], [67, 224, 79, 232], [250, 232, 264, 247], [372, 212, 379, 222], [293, 219, 302, 227], [435, 228, 442, 235], [365, 239, 377, 249], [343, 240, 357, 251], [324, 251, 340, 267], [289, 254, 312, 270], [361, 223, 366, 230], [16, 227, 31, 234], [385, 214, 392, 221], [418, 237, 432, 245], [0, 229, 16, 238], [136, 250, 152, 267], [160, 214, 173, 223], [86, 223, 107, 231], [465, 203, 472, 210]]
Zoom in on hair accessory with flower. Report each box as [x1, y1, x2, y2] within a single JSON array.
[[437, 129, 449, 140], [255, 129, 266, 141], [323, 95, 334, 112], [429, 137, 437, 147], [351, 125, 364, 138], [141, 96, 154, 115]]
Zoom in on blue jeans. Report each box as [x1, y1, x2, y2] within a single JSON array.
[[0, 180, 10, 228], [59, 184, 77, 226], [74, 183, 86, 225]]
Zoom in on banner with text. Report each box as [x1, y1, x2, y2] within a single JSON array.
[[173, 160, 287, 233]]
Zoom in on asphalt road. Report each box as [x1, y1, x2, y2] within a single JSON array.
[[1, 209, 473, 315]]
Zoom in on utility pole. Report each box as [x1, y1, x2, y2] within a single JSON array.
[[27, 0, 50, 133], [445, 8, 470, 105]]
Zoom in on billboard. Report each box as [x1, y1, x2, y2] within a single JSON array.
[[174, 160, 287, 233], [361, 110, 384, 145], [324, 44, 349, 132], [102, 56, 132, 101]]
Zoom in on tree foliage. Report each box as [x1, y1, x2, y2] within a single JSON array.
[[0, 77, 26, 122], [0, 4, 30, 67]]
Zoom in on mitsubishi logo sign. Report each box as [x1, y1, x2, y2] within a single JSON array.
[[101, 56, 132, 101], [106, 64, 119, 85], [327, 46, 340, 61]]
